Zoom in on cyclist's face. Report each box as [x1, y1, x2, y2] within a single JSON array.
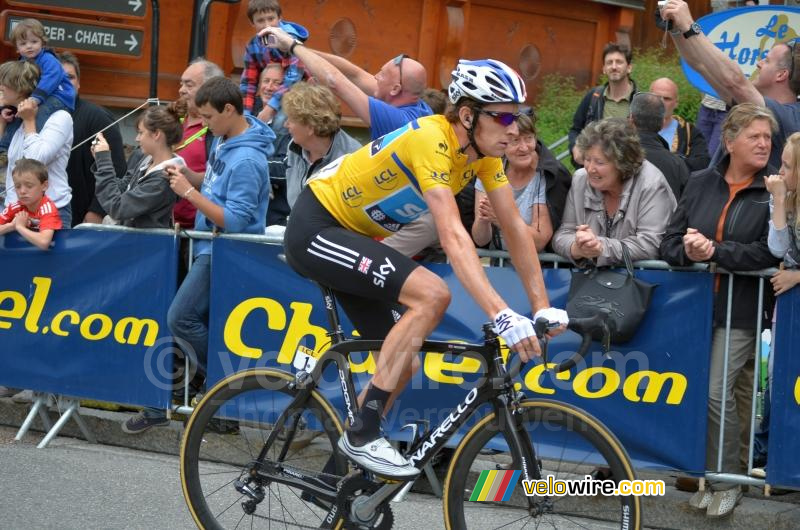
[[472, 103, 520, 158]]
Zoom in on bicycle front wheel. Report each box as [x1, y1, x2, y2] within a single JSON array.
[[180, 368, 348, 529], [443, 399, 642, 530]]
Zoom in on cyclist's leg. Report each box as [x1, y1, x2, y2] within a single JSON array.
[[335, 296, 421, 411], [284, 189, 449, 477]]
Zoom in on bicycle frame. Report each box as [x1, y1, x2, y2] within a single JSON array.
[[247, 285, 541, 523]]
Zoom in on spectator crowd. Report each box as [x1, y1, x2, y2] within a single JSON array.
[[0, 0, 798, 517]]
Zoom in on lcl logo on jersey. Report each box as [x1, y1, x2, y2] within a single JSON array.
[[431, 171, 450, 185], [342, 185, 364, 207], [373, 168, 399, 190], [460, 168, 477, 186], [493, 171, 507, 183]]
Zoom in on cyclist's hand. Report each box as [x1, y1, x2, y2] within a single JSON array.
[[493, 308, 541, 362], [534, 307, 569, 337]]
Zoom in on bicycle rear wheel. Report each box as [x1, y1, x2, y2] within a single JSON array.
[[180, 368, 348, 529], [443, 399, 642, 530]]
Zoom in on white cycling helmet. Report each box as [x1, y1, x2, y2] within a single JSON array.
[[448, 59, 527, 104]]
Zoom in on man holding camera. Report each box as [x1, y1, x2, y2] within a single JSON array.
[[660, 0, 799, 169]]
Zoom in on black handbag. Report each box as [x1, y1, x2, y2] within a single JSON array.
[[566, 245, 656, 344]]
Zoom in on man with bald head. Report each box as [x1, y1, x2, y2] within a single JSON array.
[[260, 26, 431, 139], [650, 77, 709, 172]]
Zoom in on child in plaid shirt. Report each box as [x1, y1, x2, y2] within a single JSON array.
[[239, 0, 309, 121]]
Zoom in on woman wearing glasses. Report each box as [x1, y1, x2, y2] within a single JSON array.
[[472, 112, 555, 253], [274, 55, 569, 479], [552, 117, 677, 266]]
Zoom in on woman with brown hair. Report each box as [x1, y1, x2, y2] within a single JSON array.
[[92, 104, 184, 228]]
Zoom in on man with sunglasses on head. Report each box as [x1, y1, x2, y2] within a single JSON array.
[[262, 26, 431, 140], [264, 47, 569, 478], [661, 0, 800, 169]]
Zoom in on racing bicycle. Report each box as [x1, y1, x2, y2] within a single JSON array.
[[180, 282, 642, 529]]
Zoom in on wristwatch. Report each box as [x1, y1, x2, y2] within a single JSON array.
[[683, 22, 702, 39], [289, 39, 304, 55]]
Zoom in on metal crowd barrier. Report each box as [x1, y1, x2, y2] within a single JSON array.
[[69, 224, 779, 491]]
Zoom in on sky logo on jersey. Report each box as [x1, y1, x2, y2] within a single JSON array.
[[469, 470, 521, 501], [364, 186, 427, 232], [369, 124, 411, 157]]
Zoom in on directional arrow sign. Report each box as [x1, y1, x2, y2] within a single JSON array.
[[5, 15, 144, 57], [6, 0, 146, 17]]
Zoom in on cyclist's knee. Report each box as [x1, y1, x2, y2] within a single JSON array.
[[422, 277, 450, 318]]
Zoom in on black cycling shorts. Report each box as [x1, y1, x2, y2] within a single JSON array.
[[284, 187, 419, 339]]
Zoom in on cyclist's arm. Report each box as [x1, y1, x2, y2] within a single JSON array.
[[486, 184, 550, 313], [424, 186, 507, 317]]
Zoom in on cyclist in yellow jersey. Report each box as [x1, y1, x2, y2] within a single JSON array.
[[266, 27, 570, 480]]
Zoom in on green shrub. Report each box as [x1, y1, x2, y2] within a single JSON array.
[[534, 46, 702, 163]]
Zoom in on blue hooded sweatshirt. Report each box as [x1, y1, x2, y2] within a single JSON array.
[[193, 115, 276, 256]]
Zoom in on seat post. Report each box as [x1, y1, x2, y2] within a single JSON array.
[[317, 284, 346, 342]]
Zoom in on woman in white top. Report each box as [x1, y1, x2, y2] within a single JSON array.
[[0, 60, 73, 226], [471, 112, 553, 252]]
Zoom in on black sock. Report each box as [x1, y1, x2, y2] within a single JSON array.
[[347, 385, 391, 446]]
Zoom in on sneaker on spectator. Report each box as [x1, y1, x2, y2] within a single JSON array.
[[11, 390, 34, 403], [688, 488, 713, 510], [750, 467, 766, 479], [121, 411, 170, 434], [0, 386, 20, 398], [706, 486, 742, 518]]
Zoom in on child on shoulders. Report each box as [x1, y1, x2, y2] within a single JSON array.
[[239, 0, 308, 121], [0, 18, 75, 153]]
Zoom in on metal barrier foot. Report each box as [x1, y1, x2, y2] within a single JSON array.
[[36, 397, 97, 449], [14, 393, 52, 441]]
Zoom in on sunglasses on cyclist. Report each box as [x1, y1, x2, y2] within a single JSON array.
[[479, 110, 522, 126], [393, 54, 409, 88]]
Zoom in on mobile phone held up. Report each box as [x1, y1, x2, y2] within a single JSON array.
[[260, 33, 277, 47]]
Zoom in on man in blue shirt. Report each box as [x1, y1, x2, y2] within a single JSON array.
[[262, 26, 431, 139]]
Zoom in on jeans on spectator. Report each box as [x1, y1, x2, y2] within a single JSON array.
[[706, 326, 756, 491], [58, 203, 72, 228], [140, 254, 211, 421], [0, 96, 70, 152], [167, 253, 211, 379], [696, 105, 727, 158]]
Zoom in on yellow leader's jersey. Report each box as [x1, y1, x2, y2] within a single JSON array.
[[308, 114, 509, 238]]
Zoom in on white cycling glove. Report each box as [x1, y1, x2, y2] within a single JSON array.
[[533, 307, 569, 328], [493, 308, 536, 346]]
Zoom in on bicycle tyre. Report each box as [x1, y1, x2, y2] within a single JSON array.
[[443, 399, 642, 530], [180, 368, 348, 529]]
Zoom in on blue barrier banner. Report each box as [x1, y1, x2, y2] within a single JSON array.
[[0, 230, 178, 408], [766, 287, 800, 489], [681, 6, 800, 98], [208, 239, 714, 472]]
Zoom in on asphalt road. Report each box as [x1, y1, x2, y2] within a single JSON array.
[[0, 425, 623, 529]]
